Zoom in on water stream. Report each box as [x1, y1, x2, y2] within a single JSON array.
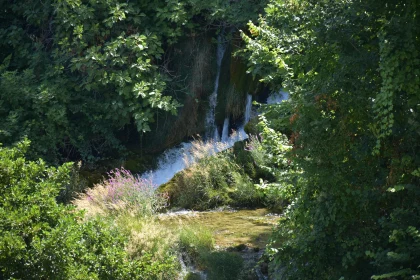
[[205, 32, 226, 141], [160, 208, 279, 280], [221, 117, 230, 142]]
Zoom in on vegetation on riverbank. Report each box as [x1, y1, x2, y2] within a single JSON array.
[[243, 0, 420, 278]]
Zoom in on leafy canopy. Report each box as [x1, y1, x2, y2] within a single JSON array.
[[243, 0, 420, 279]]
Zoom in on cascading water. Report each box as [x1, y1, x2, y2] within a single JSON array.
[[205, 33, 226, 141], [244, 94, 252, 123], [221, 117, 230, 142], [235, 94, 253, 138], [141, 38, 255, 187], [220, 94, 252, 143], [141, 142, 193, 187]]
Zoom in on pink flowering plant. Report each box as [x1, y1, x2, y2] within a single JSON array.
[[85, 168, 168, 216]]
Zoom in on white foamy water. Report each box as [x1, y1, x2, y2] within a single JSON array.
[[141, 130, 249, 187], [221, 117, 230, 142], [205, 33, 226, 141], [267, 90, 289, 104]]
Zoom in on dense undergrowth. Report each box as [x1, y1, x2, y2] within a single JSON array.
[[0, 114, 291, 279], [0, 140, 168, 279], [159, 119, 298, 212], [243, 0, 420, 279], [73, 147, 274, 279]]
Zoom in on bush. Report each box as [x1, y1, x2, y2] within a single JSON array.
[[158, 137, 278, 210], [162, 148, 260, 210], [230, 172, 263, 207], [118, 215, 181, 279], [57, 161, 88, 204], [0, 140, 157, 279], [245, 119, 302, 211]]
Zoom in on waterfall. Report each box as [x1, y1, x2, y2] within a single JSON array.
[[141, 142, 193, 187], [244, 94, 252, 123], [141, 34, 255, 188], [235, 94, 253, 139], [205, 33, 226, 141], [221, 117, 230, 142]]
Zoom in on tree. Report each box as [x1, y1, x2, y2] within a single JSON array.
[[0, 0, 188, 162], [243, 0, 420, 278], [0, 0, 268, 163]]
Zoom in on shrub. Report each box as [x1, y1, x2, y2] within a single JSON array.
[[57, 161, 88, 204], [161, 138, 266, 209], [0, 140, 153, 279], [118, 215, 181, 279], [230, 172, 263, 207], [244, 119, 302, 211]]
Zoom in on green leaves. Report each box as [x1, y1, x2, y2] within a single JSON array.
[[0, 140, 176, 279], [0, 0, 199, 162], [245, 0, 420, 279]]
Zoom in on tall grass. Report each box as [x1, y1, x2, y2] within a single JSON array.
[[183, 138, 231, 167], [179, 225, 214, 266], [74, 168, 168, 217]]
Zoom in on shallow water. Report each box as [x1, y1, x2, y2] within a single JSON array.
[[159, 208, 281, 249]]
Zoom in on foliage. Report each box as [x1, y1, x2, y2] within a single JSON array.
[[256, 99, 293, 135], [245, 117, 301, 211], [0, 0, 187, 162], [0, 140, 171, 279], [57, 161, 88, 204], [0, 0, 268, 163], [117, 216, 181, 280], [185, 0, 268, 27], [74, 168, 168, 217], [243, 0, 420, 279]]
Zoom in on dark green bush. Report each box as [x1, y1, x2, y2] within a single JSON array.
[[0, 140, 175, 279]]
